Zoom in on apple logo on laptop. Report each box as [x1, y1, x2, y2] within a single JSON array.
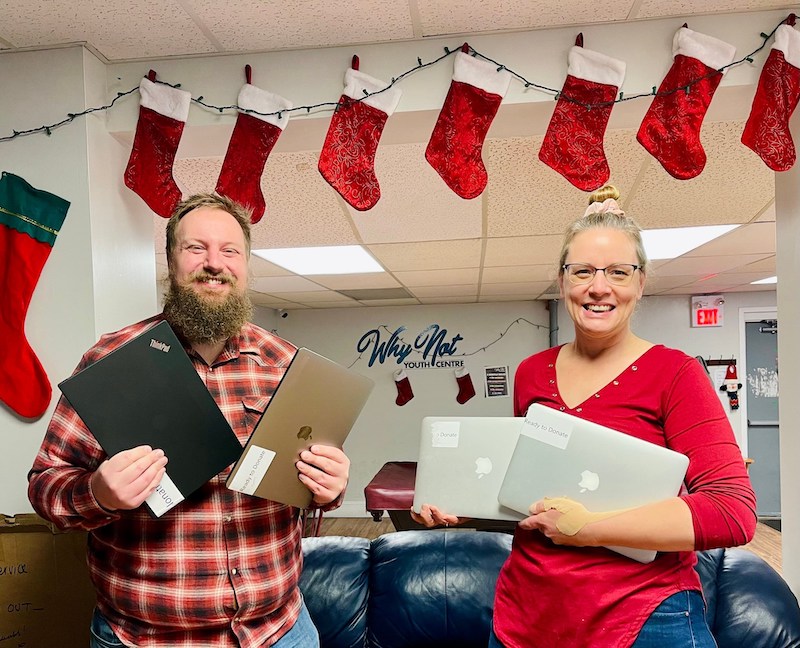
[[578, 470, 600, 493], [297, 426, 312, 441], [475, 457, 492, 479]]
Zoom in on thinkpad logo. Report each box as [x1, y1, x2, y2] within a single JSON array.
[[150, 339, 170, 353]]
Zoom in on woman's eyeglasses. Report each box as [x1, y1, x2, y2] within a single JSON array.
[[562, 263, 642, 286]]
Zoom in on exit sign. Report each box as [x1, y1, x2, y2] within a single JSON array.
[[691, 295, 724, 328]]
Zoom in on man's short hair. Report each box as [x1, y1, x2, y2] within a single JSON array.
[[165, 193, 253, 262]]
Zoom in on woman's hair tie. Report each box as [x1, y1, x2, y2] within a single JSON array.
[[583, 197, 625, 218]]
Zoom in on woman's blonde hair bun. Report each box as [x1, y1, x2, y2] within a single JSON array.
[[587, 184, 620, 205]]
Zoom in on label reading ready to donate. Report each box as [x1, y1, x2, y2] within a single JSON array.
[[146, 472, 186, 517], [431, 421, 460, 448], [522, 407, 572, 450], [228, 445, 276, 495]]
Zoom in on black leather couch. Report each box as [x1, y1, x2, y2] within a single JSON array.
[[300, 530, 800, 648]]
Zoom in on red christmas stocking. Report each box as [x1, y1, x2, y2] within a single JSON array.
[[393, 369, 414, 406], [637, 27, 736, 180], [538, 42, 625, 191], [318, 56, 402, 211], [742, 22, 800, 171], [216, 70, 292, 223], [454, 367, 476, 404], [124, 73, 191, 218], [0, 172, 70, 418], [425, 46, 511, 199]]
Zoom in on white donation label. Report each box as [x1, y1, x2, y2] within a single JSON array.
[[431, 421, 460, 448], [522, 407, 572, 450], [228, 445, 276, 495], [146, 472, 185, 517]]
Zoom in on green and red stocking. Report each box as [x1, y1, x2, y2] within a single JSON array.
[[0, 172, 70, 418]]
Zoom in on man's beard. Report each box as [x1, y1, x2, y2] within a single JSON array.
[[163, 271, 253, 345]]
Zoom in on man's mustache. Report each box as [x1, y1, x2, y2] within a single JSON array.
[[186, 271, 235, 285]]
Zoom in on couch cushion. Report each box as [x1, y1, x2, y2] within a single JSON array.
[[301, 536, 370, 648], [699, 548, 800, 648], [367, 530, 513, 648]]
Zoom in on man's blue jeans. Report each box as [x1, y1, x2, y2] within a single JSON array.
[[89, 599, 320, 648]]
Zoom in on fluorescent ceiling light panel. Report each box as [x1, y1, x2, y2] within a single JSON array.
[[641, 225, 739, 260], [751, 276, 777, 285], [253, 245, 384, 275]]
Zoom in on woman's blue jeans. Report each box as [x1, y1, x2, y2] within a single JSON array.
[[89, 599, 320, 648], [488, 590, 717, 648]]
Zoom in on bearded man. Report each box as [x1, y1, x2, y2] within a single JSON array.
[[28, 194, 348, 648]]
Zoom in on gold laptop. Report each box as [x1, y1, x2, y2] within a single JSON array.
[[226, 347, 374, 508]]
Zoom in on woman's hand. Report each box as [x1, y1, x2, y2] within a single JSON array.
[[518, 498, 597, 546], [410, 503, 465, 528]]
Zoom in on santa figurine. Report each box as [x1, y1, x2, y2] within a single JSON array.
[[719, 363, 742, 410]]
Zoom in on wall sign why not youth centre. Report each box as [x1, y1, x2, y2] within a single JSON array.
[[356, 324, 465, 368]]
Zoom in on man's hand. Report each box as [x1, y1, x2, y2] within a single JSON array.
[[296, 445, 350, 506], [90, 446, 168, 512]]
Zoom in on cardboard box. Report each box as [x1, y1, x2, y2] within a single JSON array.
[[0, 514, 96, 648]]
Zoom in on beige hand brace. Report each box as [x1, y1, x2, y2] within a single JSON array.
[[541, 496, 633, 536]]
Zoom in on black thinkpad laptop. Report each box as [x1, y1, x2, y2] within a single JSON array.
[[59, 320, 242, 517]]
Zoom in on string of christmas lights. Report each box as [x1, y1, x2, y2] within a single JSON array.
[[0, 14, 790, 144]]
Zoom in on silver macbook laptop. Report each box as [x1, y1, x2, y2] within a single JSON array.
[[412, 417, 527, 522], [498, 404, 689, 563], [227, 348, 374, 508]]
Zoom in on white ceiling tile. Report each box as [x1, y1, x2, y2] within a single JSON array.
[[482, 264, 555, 283], [684, 222, 775, 257], [394, 268, 480, 286], [350, 144, 484, 244], [410, 284, 478, 297], [0, 0, 216, 60], [484, 236, 562, 267], [251, 276, 329, 292], [626, 122, 773, 230], [305, 273, 401, 290], [417, 0, 632, 35], [636, 1, 790, 20], [250, 256, 296, 277], [738, 255, 775, 273], [368, 239, 482, 271], [185, 0, 414, 53], [264, 291, 356, 303], [654, 253, 774, 277]]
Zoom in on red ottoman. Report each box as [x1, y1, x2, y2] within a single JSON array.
[[364, 462, 423, 530]]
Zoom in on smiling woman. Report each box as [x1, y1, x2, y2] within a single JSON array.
[[412, 184, 757, 648]]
